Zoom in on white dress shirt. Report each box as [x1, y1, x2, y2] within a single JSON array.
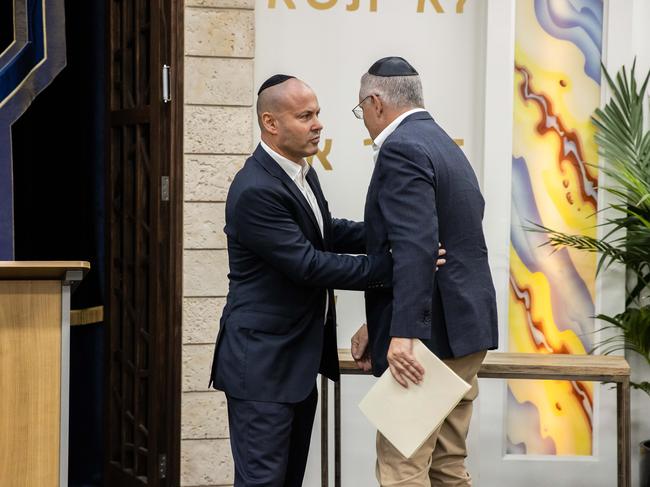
[[260, 141, 329, 323], [372, 108, 427, 162]]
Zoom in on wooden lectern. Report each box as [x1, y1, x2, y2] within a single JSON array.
[[0, 261, 90, 486]]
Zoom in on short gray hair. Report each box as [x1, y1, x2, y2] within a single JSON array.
[[359, 72, 424, 109]]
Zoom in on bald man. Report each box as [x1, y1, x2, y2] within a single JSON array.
[[208, 75, 395, 487]]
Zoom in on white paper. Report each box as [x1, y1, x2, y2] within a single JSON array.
[[358, 339, 471, 458]]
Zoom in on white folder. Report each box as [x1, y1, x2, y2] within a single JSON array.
[[358, 339, 471, 458]]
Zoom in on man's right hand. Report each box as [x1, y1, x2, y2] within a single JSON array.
[[351, 323, 372, 372]]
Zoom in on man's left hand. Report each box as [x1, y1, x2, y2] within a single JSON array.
[[351, 324, 372, 372], [436, 244, 446, 271], [387, 337, 425, 388]]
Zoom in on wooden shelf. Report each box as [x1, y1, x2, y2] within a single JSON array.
[[0, 261, 90, 281], [338, 349, 630, 382]]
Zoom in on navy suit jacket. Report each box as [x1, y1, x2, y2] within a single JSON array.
[[210, 144, 392, 403], [364, 111, 498, 376]]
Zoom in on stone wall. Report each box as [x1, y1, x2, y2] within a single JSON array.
[[181, 0, 254, 485]]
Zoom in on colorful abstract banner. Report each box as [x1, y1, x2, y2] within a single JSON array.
[[0, 0, 66, 259], [508, 0, 603, 456]]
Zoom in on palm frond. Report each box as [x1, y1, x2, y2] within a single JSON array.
[[594, 308, 650, 365]]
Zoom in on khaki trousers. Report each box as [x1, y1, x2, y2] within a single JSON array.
[[376, 350, 487, 487]]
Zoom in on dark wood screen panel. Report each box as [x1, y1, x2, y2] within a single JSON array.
[[106, 0, 180, 484]]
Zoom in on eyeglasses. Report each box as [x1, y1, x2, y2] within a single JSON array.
[[352, 94, 378, 119]]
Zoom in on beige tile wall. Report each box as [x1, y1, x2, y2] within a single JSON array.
[[182, 0, 254, 484]]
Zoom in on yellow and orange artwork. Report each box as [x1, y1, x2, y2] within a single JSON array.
[[508, 0, 603, 456]]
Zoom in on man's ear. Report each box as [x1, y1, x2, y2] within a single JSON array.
[[372, 94, 383, 118], [261, 112, 278, 135]]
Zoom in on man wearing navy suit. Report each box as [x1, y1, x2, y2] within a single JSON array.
[[350, 57, 498, 486], [209, 75, 400, 487]]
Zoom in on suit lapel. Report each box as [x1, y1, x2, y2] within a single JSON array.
[[253, 144, 324, 246], [282, 176, 324, 245], [306, 169, 331, 247]]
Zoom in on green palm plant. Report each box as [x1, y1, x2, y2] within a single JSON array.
[[535, 61, 650, 396]]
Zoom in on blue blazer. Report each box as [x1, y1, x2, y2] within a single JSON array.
[[210, 144, 392, 403], [364, 111, 498, 376]]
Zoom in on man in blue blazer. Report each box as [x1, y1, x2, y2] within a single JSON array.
[[350, 57, 498, 486], [209, 75, 404, 487]]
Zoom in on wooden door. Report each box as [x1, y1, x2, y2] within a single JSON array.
[[105, 0, 182, 484]]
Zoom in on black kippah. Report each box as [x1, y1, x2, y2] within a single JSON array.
[[368, 57, 418, 77], [257, 74, 296, 95]]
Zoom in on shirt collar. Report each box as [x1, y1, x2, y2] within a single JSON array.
[[372, 108, 427, 155], [260, 141, 310, 183]]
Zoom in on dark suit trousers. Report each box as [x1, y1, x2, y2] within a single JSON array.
[[226, 385, 318, 487]]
